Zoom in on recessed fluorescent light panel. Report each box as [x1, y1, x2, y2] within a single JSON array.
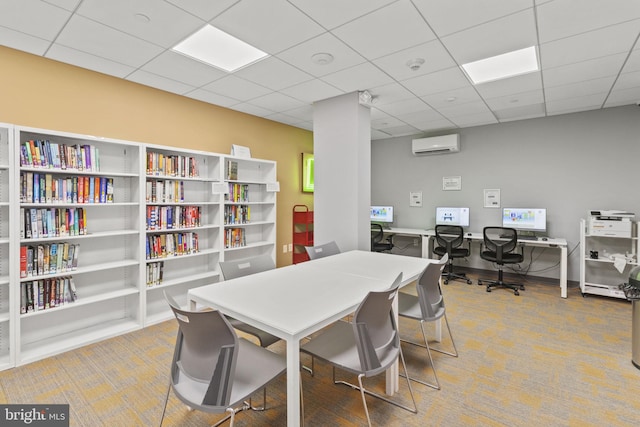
[[172, 25, 268, 72], [461, 46, 539, 85]]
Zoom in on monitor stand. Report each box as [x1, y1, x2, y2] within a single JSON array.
[[518, 231, 538, 240]]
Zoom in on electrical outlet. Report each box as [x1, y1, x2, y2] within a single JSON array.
[[288, 243, 293, 252], [283, 244, 288, 253]]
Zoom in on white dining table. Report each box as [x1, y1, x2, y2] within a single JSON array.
[[188, 250, 433, 427]]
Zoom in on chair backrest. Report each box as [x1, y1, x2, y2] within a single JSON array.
[[371, 223, 384, 245], [483, 227, 518, 263], [305, 241, 341, 260], [219, 253, 275, 280], [435, 225, 464, 253], [416, 254, 449, 320], [352, 273, 403, 376], [164, 291, 238, 407]]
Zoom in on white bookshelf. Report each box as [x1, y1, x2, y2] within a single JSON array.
[[143, 145, 223, 325], [1, 125, 277, 368], [0, 123, 15, 370], [14, 125, 143, 366], [222, 156, 277, 263]]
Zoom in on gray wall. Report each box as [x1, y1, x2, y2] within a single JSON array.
[[372, 105, 640, 282]]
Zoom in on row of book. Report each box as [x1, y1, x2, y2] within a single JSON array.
[[20, 243, 80, 278], [146, 152, 199, 178], [224, 205, 251, 225], [21, 207, 87, 239], [146, 232, 199, 259], [21, 172, 114, 204], [226, 160, 238, 180], [20, 277, 77, 314], [224, 228, 246, 249], [146, 179, 185, 203], [146, 261, 164, 287], [20, 139, 100, 171], [146, 205, 201, 231], [226, 183, 250, 203]]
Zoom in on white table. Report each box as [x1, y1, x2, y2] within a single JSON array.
[[188, 250, 432, 427], [422, 230, 569, 298]]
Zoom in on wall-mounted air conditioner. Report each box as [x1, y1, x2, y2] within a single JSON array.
[[411, 134, 460, 156]]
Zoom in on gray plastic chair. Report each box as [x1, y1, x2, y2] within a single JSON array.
[[161, 292, 286, 427], [305, 241, 340, 260], [300, 273, 417, 426], [397, 254, 458, 390], [218, 254, 280, 348]]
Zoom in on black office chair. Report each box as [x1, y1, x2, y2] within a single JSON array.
[[433, 225, 472, 284], [371, 223, 393, 252], [478, 227, 524, 295]]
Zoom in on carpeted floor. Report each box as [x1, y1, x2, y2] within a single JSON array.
[[1, 272, 640, 426]]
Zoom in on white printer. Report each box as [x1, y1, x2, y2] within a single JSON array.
[[588, 210, 635, 237]]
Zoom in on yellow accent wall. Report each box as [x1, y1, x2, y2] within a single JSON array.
[[0, 46, 314, 267]]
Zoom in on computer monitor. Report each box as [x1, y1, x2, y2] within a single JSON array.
[[502, 208, 547, 232], [435, 207, 470, 227], [370, 206, 394, 224]]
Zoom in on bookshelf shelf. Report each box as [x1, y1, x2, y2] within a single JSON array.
[[0, 123, 15, 370]]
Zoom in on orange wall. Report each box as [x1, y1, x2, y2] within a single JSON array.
[[0, 46, 314, 266]]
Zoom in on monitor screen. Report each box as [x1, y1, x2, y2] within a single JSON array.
[[502, 208, 547, 231], [435, 207, 470, 227], [370, 206, 394, 223]]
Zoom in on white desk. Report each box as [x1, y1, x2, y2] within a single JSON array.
[[384, 227, 431, 257], [188, 250, 432, 427], [422, 230, 569, 298]]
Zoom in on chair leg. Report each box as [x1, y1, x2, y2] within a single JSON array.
[[478, 266, 524, 295], [429, 314, 458, 358], [442, 259, 472, 285]]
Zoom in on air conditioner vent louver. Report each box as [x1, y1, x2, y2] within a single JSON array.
[[412, 134, 460, 156]]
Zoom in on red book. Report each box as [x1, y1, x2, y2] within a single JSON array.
[[20, 246, 27, 278]]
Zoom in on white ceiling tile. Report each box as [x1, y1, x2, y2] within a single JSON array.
[[537, 0, 640, 43], [543, 53, 627, 87], [288, 0, 397, 29], [228, 102, 275, 117], [55, 15, 164, 67], [235, 56, 313, 91], [184, 88, 240, 107], [201, 75, 272, 101], [494, 103, 546, 122], [264, 112, 307, 126], [622, 49, 640, 73], [392, 108, 444, 126], [474, 72, 543, 99], [368, 83, 416, 106], [280, 79, 344, 103], [412, 0, 532, 37], [140, 50, 226, 87], [401, 67, 471, 97], [212, 0, 324, 54], [421, 86, 483, 109], [441, 9, 538, 64], [126, 70, 194, 95], [321, 62, 394, 92], [485, 89, 544, 111], [404, 118, 457, 133], [545, 76, 616, 101], [383, 124, 421, 137], [44, 0, 81, 11], [0, 0, 71, 40], [371, 129, 393, 140], [372, 40, 456, 81], [276, 32, 366, 77], [437, 100, 494, 118], [247, 92, 307, 111], [449, 111, 498, 127], [46, 43, 135, 78], [604, 87, 640, 107], [280, 105, 314, 121], [546, 92, 607, 114], [371, 115, 406, 130], [0, 26, 50, 56], [612, 69, 640, 90], [332, 0, 436, 60], [165, 0, 240, 21], [375, 98, 432, 116], [540, 20, 640, 69], [76, 0, 205, 48]]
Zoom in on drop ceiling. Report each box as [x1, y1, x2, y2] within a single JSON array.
[[1, 0, 639, 139]]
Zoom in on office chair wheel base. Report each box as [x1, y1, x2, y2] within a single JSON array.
[[466, 279, 472, 284], [486, 287, 491, 292], [514, 290, 520, 296], [443, 279, 449, 285], [477, 280, 483, 285]]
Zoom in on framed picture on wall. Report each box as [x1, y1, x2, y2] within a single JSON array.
[[302, 153, 314, 193], [484, 189, 501, 208]]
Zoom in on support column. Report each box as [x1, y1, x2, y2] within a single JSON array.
[[313, 92, 371, 251]]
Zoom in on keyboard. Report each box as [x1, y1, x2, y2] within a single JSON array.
[[499, 234, 538, 240]]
